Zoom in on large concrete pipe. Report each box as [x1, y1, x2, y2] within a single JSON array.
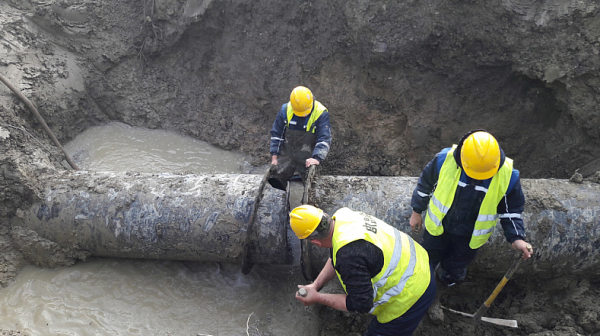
[[11, 172, 600, 279], [11, 171, 290, 267], [306, 176, 600, 280]]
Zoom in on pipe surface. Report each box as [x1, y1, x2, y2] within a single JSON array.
[[306, 176, 600, 279], [12, 173, 600, 279], [12, 171, 289, 265]]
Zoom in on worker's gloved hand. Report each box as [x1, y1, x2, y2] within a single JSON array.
[[409, 211, 423, 232], [512, 240, 533, 260], [305, 158, 320, 168]]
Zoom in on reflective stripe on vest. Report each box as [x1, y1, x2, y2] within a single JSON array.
[[332, 208, 430, 323], [286, 101, 326, 133], [423, 145, 513, 249]]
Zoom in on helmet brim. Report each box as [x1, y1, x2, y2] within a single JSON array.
[[292, 102, 313, 117], [463, 164, 499, 180]]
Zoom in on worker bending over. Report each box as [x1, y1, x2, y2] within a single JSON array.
[[291, 205, 435, 336], [268, 86, 332, 189]]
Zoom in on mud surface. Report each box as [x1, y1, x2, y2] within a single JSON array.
[[2, 0, 600, 335]]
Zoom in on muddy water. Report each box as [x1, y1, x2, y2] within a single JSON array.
[[0, 123, 318, 336], [62, 122, 252, 174]]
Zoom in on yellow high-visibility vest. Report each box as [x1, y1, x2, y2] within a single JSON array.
[[332, 208, 430, 323], [424, 145, 513, 249], [286, 101, 326, 133]]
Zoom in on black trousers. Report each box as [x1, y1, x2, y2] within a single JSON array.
[[420, 229, 479, 284], [269, 128, 316, 189]]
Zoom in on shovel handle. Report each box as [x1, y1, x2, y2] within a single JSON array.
[[473, 244, 532, 321]]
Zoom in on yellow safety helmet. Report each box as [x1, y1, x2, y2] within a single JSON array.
[[289, 204, 323, 239], [460, 131, 501, 180], [289, 86, 314, 117]]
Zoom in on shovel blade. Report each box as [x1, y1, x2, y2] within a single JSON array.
[[441, 306, 518, 328], [480, 316, 518, 328]]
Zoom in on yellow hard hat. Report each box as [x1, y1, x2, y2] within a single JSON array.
[[460, 131, 501, 180], [290, 204, 323, 239], [289, 86, 314, 117]]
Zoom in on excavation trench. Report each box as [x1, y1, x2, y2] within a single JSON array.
[[4, 0, 600, 334]]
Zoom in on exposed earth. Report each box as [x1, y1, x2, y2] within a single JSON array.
[[1, 0, 600, 335]]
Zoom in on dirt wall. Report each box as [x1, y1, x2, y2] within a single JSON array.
[[3, 0, 600, 178]]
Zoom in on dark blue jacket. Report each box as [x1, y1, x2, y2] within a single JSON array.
[[411, 146, 526, 243], [269, 102, 332, 163]]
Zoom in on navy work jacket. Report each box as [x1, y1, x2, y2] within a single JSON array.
[[269, 103, 332, 163], [411, 147, 526, 243]]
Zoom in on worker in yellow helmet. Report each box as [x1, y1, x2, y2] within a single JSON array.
[[409, 130, 532, 322], [290, 205, 435, 336], [268, 86, 332, 190]]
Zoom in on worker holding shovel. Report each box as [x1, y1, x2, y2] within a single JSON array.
[[409, 130, 533, 322], [268, 86, 332, 190]]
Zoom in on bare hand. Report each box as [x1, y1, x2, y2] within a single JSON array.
[[271, 155, 278, 166], [409, 211, 423, 232], [512, 240, 533, 260], [306, 158, 320, 168], [295, 285, 317, 306]]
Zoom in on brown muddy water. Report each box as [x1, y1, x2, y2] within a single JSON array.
[[62, 122, 252, 174], [0, 122, 318, 336]]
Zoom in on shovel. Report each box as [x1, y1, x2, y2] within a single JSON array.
[[441, 243, 532, 328]]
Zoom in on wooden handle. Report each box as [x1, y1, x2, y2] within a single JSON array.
[[473, 250, 527, 321]]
